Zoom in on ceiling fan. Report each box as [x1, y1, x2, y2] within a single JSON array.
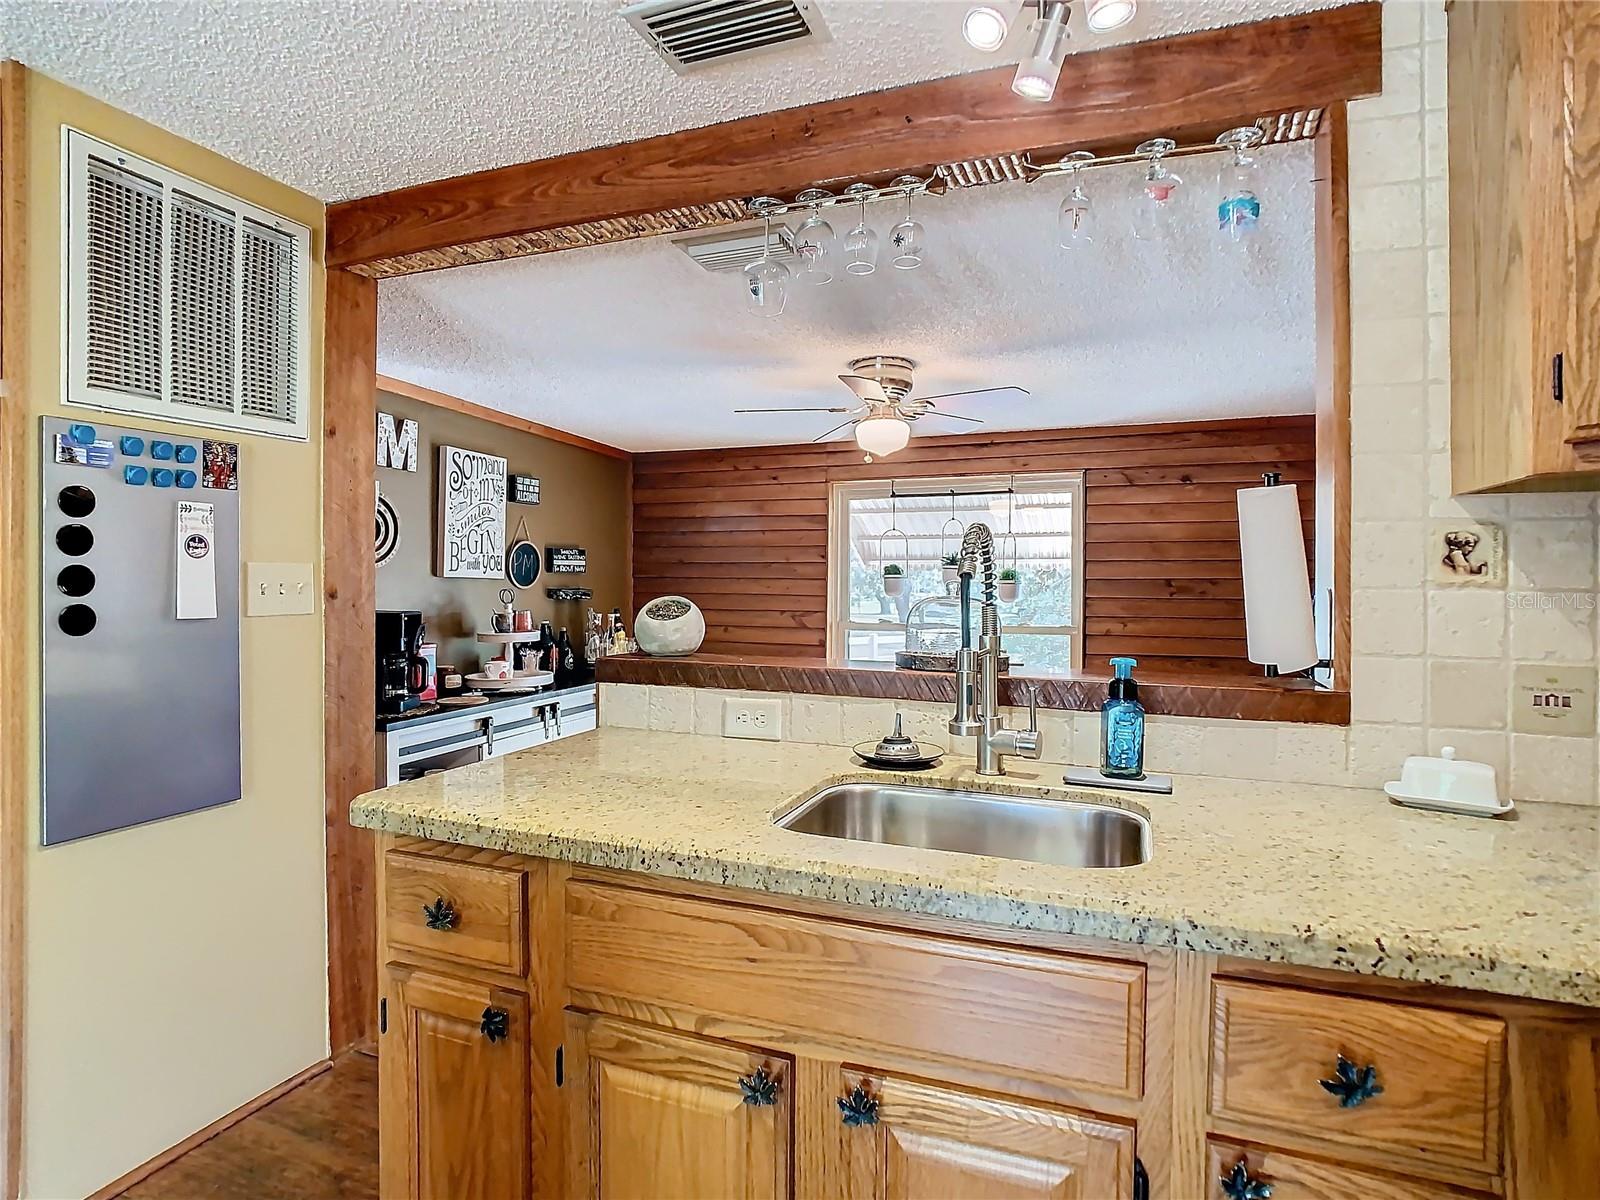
[[734, 355, 1030, 460]]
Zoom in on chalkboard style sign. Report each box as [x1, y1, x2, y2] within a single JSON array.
[[437, 445, 506, 578], [546, 545, 587, 574], [509, 474, 541, 504]]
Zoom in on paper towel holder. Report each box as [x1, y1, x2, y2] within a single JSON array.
[[1248, 471, 1332, 680]]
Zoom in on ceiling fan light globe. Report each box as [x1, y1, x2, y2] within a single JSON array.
[[854, 416, 911, 457]]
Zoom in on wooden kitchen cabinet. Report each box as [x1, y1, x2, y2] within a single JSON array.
[[564, 1014, 792, 1200], [380, 965, 531, 1200], [1448, 0, 1600, 491], [837, 1071, 1135, 1200], [373, 842, 1600, 1200]]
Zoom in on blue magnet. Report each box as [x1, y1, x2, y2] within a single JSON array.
[[119, 435, 145, 457], [149, 441, 175, 461], [123, 465, 149, 486], [151, 468, 174, 488], [174, 444, 198, 464], [68, 423, 97, 445], [176, 470, 197, 489]]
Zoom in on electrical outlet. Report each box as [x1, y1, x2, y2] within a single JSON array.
[[245, 562, 316, 616], [722, 696, 783, 741]]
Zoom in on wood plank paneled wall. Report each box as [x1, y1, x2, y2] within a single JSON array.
[[632, 416, 1316, 674]]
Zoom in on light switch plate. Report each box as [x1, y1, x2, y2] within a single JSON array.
[[1512, 664, 1597, 736], [245, 562, 316, 616], [722, 696, 783, 741]]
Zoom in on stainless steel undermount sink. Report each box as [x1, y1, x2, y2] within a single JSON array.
[[773, 782, 1152, 869]]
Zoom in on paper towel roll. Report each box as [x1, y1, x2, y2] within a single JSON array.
[[1237, 482, 1319, 674]]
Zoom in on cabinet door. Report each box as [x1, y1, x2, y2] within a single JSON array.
[[566, 1013, 792, 1200], [837, 1071, 1135, 1200], [1206, 1142, 1494, 1200], [381, 965, 530, 1200]]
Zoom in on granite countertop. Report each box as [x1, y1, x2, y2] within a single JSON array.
[[350, 728, 1600, 1006]]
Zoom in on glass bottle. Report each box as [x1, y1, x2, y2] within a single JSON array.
[[1100, 657, 1146, 779]]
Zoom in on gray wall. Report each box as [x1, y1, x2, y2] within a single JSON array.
[[374, 389, 630, 672]]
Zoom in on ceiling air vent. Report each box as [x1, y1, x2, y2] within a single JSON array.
[[675, 222, 798, 272], [621, 0, 831, 74]]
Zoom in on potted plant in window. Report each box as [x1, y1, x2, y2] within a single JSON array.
[[882, 563, 905, 597], [941, 553, 961, 584], [997, 567, 1020, 603]]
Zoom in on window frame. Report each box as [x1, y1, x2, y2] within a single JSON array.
[[826, 471, 1086, 671]]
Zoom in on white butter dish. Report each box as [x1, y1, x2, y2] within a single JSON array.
[[1384, 746, 1513, 817]]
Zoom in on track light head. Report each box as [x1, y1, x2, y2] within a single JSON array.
[[961, 2, 1022, 51], [1012, 1, 1072, 102]]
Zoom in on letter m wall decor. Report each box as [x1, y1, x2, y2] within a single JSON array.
[[437, 445, 507, 578]]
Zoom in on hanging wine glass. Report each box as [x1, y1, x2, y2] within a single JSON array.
[[742, 197, 791, 318], [1055, 150, 1095, 251], [793, 187, 835, 285], [842, 182, 879, 277], [1215, 126, 1266, 247], [889, 176, 926, 270], [1131, 138, 1183, 242]]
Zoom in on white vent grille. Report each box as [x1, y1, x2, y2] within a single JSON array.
[[83, 158, 163, 400], [64, 129, 311, 440], [622, 0, 830, 74], [675, 223, 797, 272]]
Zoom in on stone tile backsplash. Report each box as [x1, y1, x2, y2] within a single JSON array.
[[603, 3, 1598, 806]]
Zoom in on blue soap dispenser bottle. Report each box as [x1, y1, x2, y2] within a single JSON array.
[[1100, 657, 1146, 779]]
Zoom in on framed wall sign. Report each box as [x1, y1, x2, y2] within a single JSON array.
[[509, 473, 541, 504], [546, 545, 587, 574], [437, 445, 507, 578]]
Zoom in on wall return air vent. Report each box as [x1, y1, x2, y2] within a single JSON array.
[[62, 128, 312, 441], [621, 0, 831, 73]]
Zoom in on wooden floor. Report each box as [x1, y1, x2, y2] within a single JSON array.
[[117, 1052, 378, 1200]]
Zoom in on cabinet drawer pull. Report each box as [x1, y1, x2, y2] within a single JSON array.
[[422, 897, 458, 931], [480, 1006, 510, 1043], [1319, 1053, 1383, 1108], [837, 1083, 879, 1127], [738, 1065, 780, 1107], [1220, 1158, 1273, 1199]]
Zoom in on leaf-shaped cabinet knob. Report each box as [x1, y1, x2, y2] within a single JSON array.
[[480, 1006, 510, 1043], [738, 1064, 780, 1107], [422, 897, 458, 931], [1319, 1053, 1383, 1108], [1219, 1158, 1273, 1200], [837, 1083, 879, 1127]]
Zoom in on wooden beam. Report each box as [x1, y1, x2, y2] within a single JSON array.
[[327, 4, 1382, 269], [325, 269, 379, 1054], [0, 58, 26, 1200], [376, 374, 632, 461], [1314, 105, 1352, 692]]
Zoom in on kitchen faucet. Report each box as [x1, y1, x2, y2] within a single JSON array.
[[948, 522, 1042, 775]]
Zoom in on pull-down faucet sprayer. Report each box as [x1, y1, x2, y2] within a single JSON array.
[[948, 522, 1041, 775]]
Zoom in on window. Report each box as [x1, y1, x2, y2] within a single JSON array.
[[828, 473, 1084, 672]]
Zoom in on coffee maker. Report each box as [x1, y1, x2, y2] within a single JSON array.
[[376, 610, 428, 715]]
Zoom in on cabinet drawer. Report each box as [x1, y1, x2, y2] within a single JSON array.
[[386, 851, 526, 975], [1209, 980, 1505, 1176], [1207, 1141, 1494, 1200], [567, 881, 1146, 1099]]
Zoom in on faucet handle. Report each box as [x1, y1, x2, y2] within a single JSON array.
[[1019, 682, 1039, 733]]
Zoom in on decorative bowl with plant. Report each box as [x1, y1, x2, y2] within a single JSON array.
[[997, 567, 1020, 602], [941, 553, 961, 583], [882, 562, 906, 597]]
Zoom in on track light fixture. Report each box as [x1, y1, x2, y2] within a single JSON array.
[[1012, 1, 1072, 102], [961, 1, 1023, 51], [1084, 0, 1136, 33]]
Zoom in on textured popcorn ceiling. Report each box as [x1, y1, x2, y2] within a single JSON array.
[[2, 0, 1346, 201], [378, 142, 1317, 451]]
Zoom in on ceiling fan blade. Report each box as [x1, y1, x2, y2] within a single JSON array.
[[926, 411, 984, 424], [811, 420, 856, 443], [915, 385, 1031, 405], [839, 374, 890, 404], [734, 406, 854, 413]]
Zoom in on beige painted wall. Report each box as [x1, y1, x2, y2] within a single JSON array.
[[375, 390, 631, 672], [19, 71, 327, 1198]]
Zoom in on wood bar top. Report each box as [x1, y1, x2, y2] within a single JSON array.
[[596, 653, 1349, 725]]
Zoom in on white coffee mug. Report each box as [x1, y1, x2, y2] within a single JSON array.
[[484, 657, 512, 680]]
